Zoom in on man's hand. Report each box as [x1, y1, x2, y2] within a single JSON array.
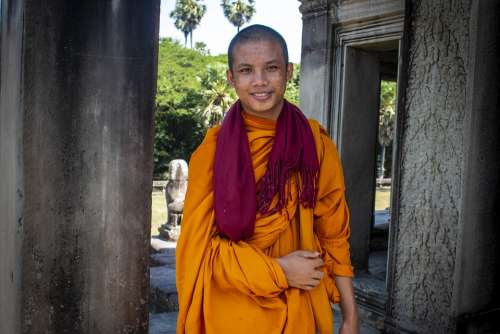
[[276, 250, 324, 290]]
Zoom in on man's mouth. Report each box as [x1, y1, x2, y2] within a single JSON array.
[[251, 92, 272, 100]]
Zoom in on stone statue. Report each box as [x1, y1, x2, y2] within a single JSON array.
[[159, 159, 188, 241]]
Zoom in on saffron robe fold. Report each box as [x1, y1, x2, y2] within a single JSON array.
[[176, 113, 354, 334]]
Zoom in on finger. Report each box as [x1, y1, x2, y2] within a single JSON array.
[[297, 250, 320, 258], [310, 270, 324, 279], [311, 258, 324, 268], [312, 271, 324, 280], [300, 284, 314, 291], [304, 282, 319, 289]]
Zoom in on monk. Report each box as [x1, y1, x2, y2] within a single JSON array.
[[176, 24, 359, 334]]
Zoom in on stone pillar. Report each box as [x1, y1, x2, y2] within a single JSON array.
[[0, 1, 25, 334], [0, 1, 159, 333], [385, 0, 500, 332], [452, 1, 500, 332], [298, 0, 334, 128]]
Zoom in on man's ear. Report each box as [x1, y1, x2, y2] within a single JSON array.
[[286, 63, 294, 82], [226, 69, 235, 87]]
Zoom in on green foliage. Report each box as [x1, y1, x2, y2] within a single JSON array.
[[378, 80, 397, 147], [284, 63, 300, 105], [221, 0, 256, 32], [154, 38, 227, 176], [194, 41, 210, 55], [170, 0, 207, 48], [197, 64, 237, 126], [154, 107, 206, 177]]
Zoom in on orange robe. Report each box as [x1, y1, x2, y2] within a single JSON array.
[[176, 113, 354, 334]]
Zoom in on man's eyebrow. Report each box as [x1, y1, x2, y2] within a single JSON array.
[[236, 63, 253, 68], [236, 59, 280, 68]]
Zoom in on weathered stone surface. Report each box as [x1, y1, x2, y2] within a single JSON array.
[[150, 238, 177, 255], [1, 1, 160, 333], [388, 0, 471, 332], [149, 266, 178, 313], [0, 2, 25, 333], [164, 159, 188, 205], [452, 1, 500, 329], [150, 239, 176, 268], [298, 0, 333, 126], [150, 252, 176, 268], [149, 312, 178, 334]]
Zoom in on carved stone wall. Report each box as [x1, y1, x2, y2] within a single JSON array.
[[388, 0, 471, 332]]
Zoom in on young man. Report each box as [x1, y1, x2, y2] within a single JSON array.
[[176, 25, 359, 334]]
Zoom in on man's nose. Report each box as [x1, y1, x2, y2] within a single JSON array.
[[252, 70, 268, 86]]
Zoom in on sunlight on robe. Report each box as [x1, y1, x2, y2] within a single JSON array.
[[176, 113, 353, 334]]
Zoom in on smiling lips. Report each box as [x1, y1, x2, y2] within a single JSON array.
[[251, 92, 272, 101]]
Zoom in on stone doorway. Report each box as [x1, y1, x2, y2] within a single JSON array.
[[334, 37, 402, 327]]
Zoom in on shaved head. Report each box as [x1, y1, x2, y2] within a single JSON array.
[[227, 24, 289, 71]]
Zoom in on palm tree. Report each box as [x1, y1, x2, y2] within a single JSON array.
[[221, 0, 256, 32], [198, 64, 236, 126], [170, 0, 207, 48]]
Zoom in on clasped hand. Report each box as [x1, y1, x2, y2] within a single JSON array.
[[276, 250, 324, 290]]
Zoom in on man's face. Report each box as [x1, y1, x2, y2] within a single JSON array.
[[227, 39, 293, 120]]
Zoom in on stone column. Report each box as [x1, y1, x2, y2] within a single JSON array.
[[0, 1, 159, 333], [298, 0, 334, 128], [0, 1, 25, 333], [385, 0, 500, 332], [451, 0, 500, 332]]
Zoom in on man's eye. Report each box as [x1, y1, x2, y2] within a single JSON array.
[[239, 68, 251, 73], [267, 66, 279, 71]]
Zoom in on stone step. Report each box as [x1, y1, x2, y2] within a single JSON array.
[[149, 312, 177, 334], [150, 265, 178, 313], [150, 251, 176, 267], [150, 237, 176, 255], [150, 238, 178, 313]]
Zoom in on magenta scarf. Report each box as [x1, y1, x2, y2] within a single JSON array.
[[214, 100, 319, 242]]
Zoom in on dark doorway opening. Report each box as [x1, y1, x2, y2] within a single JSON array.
[[337, 39, 400, 326]]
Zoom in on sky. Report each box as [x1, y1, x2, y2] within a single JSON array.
[[159, 0, 303, 63]]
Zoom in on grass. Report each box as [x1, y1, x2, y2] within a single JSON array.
[[151, 191, 167, 237], [374, 188, 391, 211], [150, 187, 392, 236]]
